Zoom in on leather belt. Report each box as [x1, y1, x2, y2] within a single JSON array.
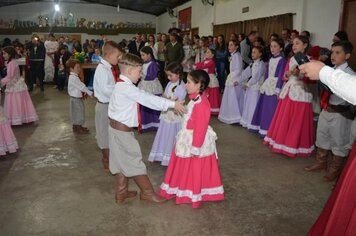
[[109, 118, 133, 132], [326, 104, 350, 113]]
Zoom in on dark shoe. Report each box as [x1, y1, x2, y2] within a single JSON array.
[[133, 175, 166, 203], [324, 155, 344, 182], [116, 173, 137, 204], [79, 126, 89, 133], [304, 148, 328, 172], [72, 125, 81, 133]]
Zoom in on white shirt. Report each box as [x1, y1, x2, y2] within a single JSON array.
[[68, 72, 93, 98], [108, 74, 175, 128], [319, 65, 356, 105], [328, 62, 355, 106], [93, 59, 115, 103]]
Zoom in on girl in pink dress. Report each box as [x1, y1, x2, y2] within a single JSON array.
[[194, 48, 221, 115], [264, 35, 315, 157], [160, 69, 224, 209], [1, 46, 38, 125], [0, 103, 18, 156]]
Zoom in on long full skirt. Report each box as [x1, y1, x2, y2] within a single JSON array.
[[263, 95, 315, 157]]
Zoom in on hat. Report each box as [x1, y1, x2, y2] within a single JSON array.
[[334, 31, 348, 41]]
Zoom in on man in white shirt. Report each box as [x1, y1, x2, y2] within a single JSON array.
[[299, 61, 356, 105], [93, 41, 123, 173]]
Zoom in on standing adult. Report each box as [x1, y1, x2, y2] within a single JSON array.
[[240, 31, 258, 68], [44, 33, 59, 83], [155, 33, 167, 86], [165, 33, 184, 66], [281, 28, 292, 57], [28, 34, 46, 91], [215, 34, 228, 90], [128, 33, 145, 57]]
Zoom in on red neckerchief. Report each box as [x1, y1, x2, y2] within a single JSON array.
[[320, 90, 330, 110], [116, 76, 142, 132]]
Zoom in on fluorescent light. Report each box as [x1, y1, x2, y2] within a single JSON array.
[[55, 4, 60, 12]]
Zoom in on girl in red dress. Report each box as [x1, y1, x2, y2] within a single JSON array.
[[194, 48, 221, 115], [263, 36, 315, 157], [160, 69, 224, 208]]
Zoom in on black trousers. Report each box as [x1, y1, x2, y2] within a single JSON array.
[[29, 61, 44, 91]]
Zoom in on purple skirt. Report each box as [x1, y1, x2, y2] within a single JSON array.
[[249, 93, 278, 137]]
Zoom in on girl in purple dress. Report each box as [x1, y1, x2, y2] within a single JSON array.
[[249, 38, 287, 137], [148, 62, 187, 166], [138, 46, 163, 133], [218, 39, 244, 124]]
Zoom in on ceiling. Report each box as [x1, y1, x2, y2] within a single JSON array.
[[0, 0, 191, 16]]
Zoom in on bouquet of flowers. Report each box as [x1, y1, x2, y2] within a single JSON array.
[[74, 52, 86, 63]]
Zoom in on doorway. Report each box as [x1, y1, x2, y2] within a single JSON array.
[[340, 0, 356, 68]]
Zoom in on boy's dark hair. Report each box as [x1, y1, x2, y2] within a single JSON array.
[[188, 70, 210, 95], [66, 59, 79, 69], [331, 40, 353, 55], [140, 46, 155, 61]]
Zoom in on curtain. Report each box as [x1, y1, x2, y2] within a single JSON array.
[[244, 13, 293, 42], [213, 13, 293, 42], [213, 21, 243, 40]]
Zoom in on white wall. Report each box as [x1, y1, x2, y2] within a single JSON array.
[[302, 0, 342, 47], [0, 2, 155, 43], [157, 0, 342, 48]]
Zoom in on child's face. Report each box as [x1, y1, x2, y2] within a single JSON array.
[[95, 49, 100, 55], [292, 38, 307, 54], [127, 66, 143, 83], [140, 51, 151, 62], [270, 41, 282, 56], [186, 75, 200, 95], [205, 49, 213, 59], [228, 41, 238, 53], [106, 49, 120, 65], [291, 32, 298, 41], [2, 51, 9, 61], [251, 48, 262, 60], [331, 46, 350, 66], [199, 40, 205, 48], [166, 70, 180, 83], [72, 64, 81, 74]]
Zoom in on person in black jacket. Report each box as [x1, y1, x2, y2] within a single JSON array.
[[127, 33, 145, 57], [27, 34, 46, 91]]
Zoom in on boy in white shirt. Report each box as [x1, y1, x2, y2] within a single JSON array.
[[304, 41, 355, 182], [67, 59, 93, 133], [108, 53, 185, 204], [93, 41, 124, 172]]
